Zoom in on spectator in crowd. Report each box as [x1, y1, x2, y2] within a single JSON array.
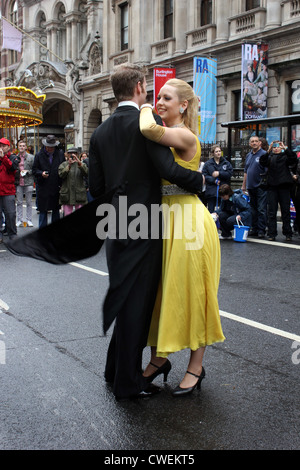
[[242, 135, 267, 238], [202, 144, 233, 213], [0, 138, 19, 242], [212, 184, 252, 240], [260, 141, 297, 241], [79, 151, 93, 202], [58, 147, 88, 216], [291, 153, 300, 235], [16, 140, 35, 227], [32, 135, 65, 228]]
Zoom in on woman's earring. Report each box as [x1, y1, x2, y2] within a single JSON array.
[[179, 106, 184, 114]]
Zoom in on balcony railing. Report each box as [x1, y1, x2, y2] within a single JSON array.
[[150, 38, 175, 61], [186, 25, 216, 51], [229, 8, 266, 39], [282, 0, 300, 24]]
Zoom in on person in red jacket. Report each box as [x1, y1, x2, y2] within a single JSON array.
[[0, 138, 19, 243]]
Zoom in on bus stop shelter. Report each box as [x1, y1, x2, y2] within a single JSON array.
[[221, 114, 300, 175]]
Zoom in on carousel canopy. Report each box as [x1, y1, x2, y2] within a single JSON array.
[[0, 86, 45, 128]]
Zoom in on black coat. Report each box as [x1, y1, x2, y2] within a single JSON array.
[[259, 148, 297, 187], [33, 146, 65, 211]]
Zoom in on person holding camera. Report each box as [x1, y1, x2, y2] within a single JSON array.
[[58, 148, 88, 216], [259, 141, 297, 241], [32, 135, 65, 228], [0, 138, 19, 242]]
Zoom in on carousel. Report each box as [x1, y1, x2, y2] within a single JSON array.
[[0, 86, 45, 151]]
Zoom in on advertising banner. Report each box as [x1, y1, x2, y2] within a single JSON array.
[[241, 43, 269, 120], [193, 57, 217, 143], [153, 68, 176, 109]]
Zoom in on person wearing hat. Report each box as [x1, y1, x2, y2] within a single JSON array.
[[0, 138, 19, 242], [32, 135, 65, 228], [58, 147, 88, 216]]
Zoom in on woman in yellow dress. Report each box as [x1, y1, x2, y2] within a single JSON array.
[[139, 79, 225, 396]]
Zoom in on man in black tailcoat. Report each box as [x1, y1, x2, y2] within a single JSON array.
[[89, 64, 203, 400]]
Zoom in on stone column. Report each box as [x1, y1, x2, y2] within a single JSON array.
[[264, 0, 281, 29], [215, 0, 229, 43], [174, 0, 187, 53]]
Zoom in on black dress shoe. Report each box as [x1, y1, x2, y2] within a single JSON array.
[[171, 368, 205, 397], [116, 383, 161, 401]]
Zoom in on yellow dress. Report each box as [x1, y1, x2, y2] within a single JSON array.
[[148, 137, 225, 357]]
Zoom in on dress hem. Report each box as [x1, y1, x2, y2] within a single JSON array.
[[147, 336, 226, 358]]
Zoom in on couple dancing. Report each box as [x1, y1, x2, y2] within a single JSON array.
[[8, 64, 224, 401], [89, 64, 225, 400]]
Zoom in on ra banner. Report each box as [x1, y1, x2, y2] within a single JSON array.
[[153, 68, 176, 109], [241, 43, 268, 120], [193, 57, 217, 143]]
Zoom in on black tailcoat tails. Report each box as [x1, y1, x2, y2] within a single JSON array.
[[7, 105, 203, 399]]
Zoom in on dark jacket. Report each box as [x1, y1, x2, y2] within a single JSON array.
[[217, 189, 252, 226], [259, 148, 297, 188], [0, 152, 19, 196], [32, 146, 65, 211], [202, 157, 233, 198]]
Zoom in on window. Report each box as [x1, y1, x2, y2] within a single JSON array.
[[120, 3, 129, 51], [233, 90, 242, 121], [9, 0, 18, 64], [164, 0, 173, 39], [201, 0, 212, 26], [246, 0, 260, 11]]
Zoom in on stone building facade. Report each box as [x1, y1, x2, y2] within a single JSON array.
[[1, 0, 300, 161]]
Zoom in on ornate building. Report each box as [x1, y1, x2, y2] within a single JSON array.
[[1, 0, 300, 164]]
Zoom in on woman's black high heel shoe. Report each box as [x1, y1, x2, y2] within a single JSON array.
[[145, 359, 171, 383], [171, 367, 205, 397]]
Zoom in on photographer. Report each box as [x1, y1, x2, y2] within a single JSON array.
[[259, 141, 297, 241], [0, 138, 19, 242], [58, 148, 88, 216]]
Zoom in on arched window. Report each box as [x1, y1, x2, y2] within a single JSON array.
[[57, 2, 66, 60]]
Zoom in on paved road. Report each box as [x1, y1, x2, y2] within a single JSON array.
[[0, 211, 300, 452]]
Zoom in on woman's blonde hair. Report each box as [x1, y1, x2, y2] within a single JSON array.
[[165, 79, 199, 135]]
